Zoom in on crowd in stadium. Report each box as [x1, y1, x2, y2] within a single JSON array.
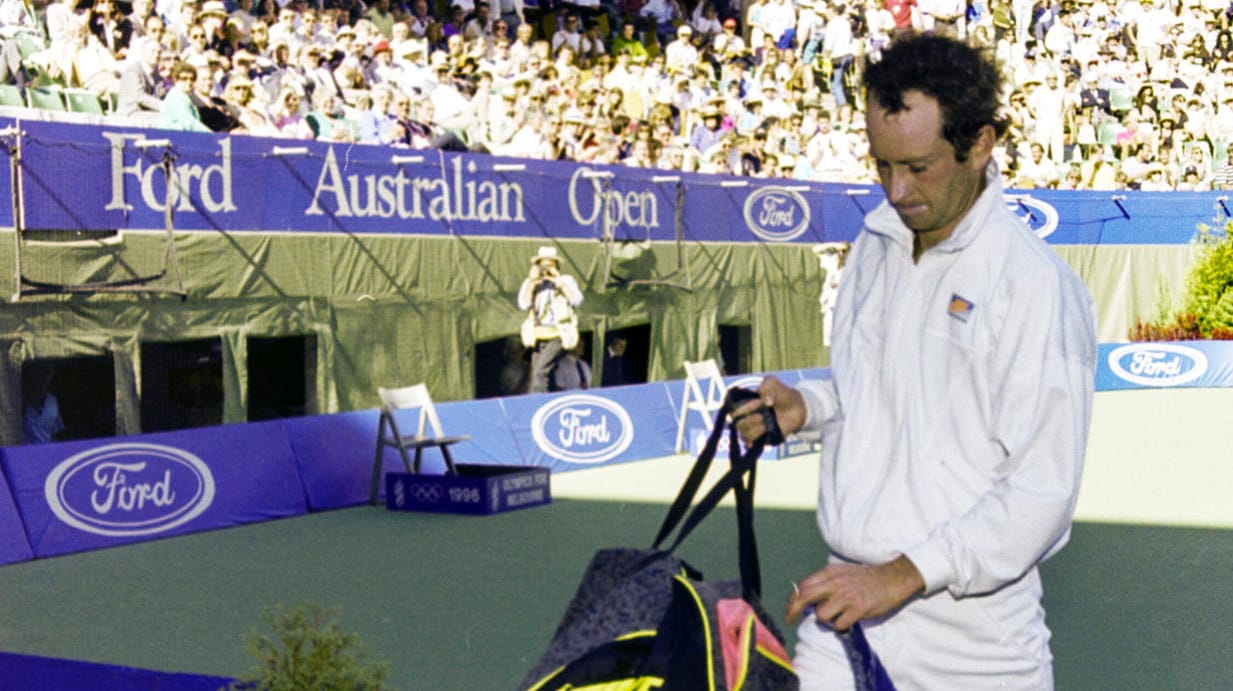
[[5, 0, 1233, 189]]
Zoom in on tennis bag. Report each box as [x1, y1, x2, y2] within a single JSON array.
[[517, 390, 798, 691]]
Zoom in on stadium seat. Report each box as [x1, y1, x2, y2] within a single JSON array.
[[1097, 121, 1120, 149], [0, 83, 23, 108], [674, 359, 726, 453], [64, 89, 105, 115], [1108, 84, 1134, 114], [1213, 138, 1228, 168], [13, 32, 45, 61], [370, 383, 471, 504], [24, 86, 65, 111]]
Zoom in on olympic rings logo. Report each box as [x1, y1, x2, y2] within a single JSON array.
[[410, 484, 444, 502]]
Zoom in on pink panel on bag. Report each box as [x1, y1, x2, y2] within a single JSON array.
[[716, 598, 752, 691], [718, 598, 794, 690]]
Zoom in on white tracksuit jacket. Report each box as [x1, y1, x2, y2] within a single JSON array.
[[795, 164, 1097, 689]]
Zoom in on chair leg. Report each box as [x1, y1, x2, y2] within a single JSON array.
[[398, 446, 415, 473], [440, 446, 458, 476], [371, 443, 386, 506]]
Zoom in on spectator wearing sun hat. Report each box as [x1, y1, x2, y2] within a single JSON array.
[[689, 102, 727, 153], [518, 246, 583, 394], [664, 23, 698, 73]]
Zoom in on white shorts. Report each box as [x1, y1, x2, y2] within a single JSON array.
[[793, 569, 1054, 691]]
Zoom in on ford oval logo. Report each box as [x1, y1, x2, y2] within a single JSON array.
[[44, 443, 216, 537], [743, 187, 811, 242], [1005, 194, 1059, 239], [531, 394, 634, 464], [1107, 343, 1208, 387]]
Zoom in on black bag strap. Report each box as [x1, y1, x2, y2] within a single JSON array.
[[651, 400, 727, 550], [652, 389, 769, 600]]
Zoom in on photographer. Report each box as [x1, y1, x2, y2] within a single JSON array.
[[517, 246, 583, 393]]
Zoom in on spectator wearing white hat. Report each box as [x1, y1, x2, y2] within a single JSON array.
[[518, 246, 583, 394], [664, 23, 697, 74], [1029, 70, 1067, 164]]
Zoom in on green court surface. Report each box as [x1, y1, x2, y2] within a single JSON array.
[[1, 388, 1232, 689], [0, 499, 1230, 690]]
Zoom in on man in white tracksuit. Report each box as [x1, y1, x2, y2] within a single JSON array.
[[734, 34, 1096, 689]]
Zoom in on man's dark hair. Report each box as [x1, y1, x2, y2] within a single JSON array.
[[863, 33, 1007, 161]]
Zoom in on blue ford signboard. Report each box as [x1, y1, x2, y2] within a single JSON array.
[[504, 387, 678, 472], [1096, 341, 1233, 390], [0, 422, 308, 558], [0, 467, 34, 566]]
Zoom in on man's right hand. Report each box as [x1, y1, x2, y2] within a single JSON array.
[[731, 375, 807, 445]]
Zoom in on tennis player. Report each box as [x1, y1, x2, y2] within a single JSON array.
[[734, 33, 1097, 689]]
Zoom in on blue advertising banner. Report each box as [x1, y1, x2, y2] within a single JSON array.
[[437, 397, 527, 466], [1096, 341, 1233, 391], [14, 119, 846, 244], [0, 116, 13, 228], [5, 117, 1221, 246], [0, 421, 308, 559], [3, 349, 1233, 567], [285, 409, 383, 511], [1005, 189, 1227, 245], [502, 385, 679, 472], [0, 651, 232, 691], [0, 464, 34, 566]]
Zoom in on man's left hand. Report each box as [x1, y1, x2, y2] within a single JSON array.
[[786, 555, 925, 632]]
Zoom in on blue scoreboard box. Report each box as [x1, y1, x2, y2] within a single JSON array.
[[385, 465, 551, 515]]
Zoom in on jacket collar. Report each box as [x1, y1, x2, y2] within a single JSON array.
[[863, 160, 1003, 257]]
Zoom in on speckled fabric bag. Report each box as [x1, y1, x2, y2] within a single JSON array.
[[517, 392, 798, 691]]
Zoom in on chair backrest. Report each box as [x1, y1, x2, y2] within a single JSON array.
[[64, 89, 105, 115], [1108, 84, 1134, 114], [675, 359, 726, 452], [0, 83, 23, 108], [25, 86, 65, 111], [15, 33, 45, 60], [683, 359, 725, 413], [378, 383, 444, 439]]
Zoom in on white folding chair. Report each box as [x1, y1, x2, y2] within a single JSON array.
[[371, 384, 470, 504], [674, 359, 726, 453]]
